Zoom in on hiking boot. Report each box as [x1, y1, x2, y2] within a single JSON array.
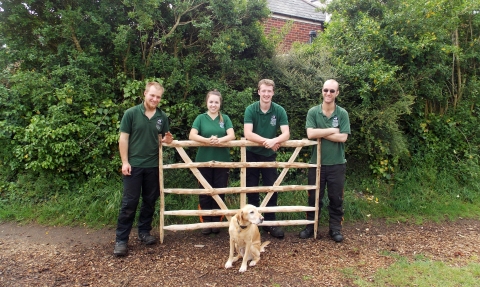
[[299, 226, 314, 239], [201, 228, 212, 235], [329, 230, 344, 243], [138, 233, 156, 245], [263, 226, 284, 239], [113, 241, 128, 257]]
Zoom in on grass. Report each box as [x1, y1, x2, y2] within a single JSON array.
[[1, 164, 480, 229], [354, 258, 480, 287], [1, 160, 480, 286]]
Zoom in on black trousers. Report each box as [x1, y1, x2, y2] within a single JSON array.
[[306, 164, 346, 232], [198, 167, 228, 222], [246, 151, 278, 221], [115, 167, 159, 243]]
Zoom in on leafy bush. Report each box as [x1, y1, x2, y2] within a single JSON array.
[[1, 0, 479, 228]]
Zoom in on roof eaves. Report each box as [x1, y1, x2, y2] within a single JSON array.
[[271, 13, 324, 24]]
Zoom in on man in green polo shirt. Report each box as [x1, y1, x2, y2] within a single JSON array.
[[114, 82, 173, 256], [299, 79, 351, 242], [244, 79, 290, 239]]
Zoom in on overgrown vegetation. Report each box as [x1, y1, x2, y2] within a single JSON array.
[[1, 0, 479, 228]]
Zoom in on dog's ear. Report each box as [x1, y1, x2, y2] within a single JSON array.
[[236, 209, 243, 221]]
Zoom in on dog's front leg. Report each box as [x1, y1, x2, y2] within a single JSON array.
[[239, 241, 252, 272], [225, 237, 236, 269], [249, 246, 261, 267]]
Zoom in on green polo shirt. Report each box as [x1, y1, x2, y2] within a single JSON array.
[[119, 103, 170, 168], [192, 113, 233, 162], [306, 104, 350, 165], [244, 101, 289, 157]]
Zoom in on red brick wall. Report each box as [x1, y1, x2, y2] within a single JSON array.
[[264, 17, 323, 52]]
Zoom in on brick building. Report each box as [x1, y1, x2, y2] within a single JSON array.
[[265, 0, 326, 52]]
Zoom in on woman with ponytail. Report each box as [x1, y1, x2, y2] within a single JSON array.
[[189, 90, 235, 235]]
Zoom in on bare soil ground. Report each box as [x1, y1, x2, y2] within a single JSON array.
[[1, 219, 479, 287]]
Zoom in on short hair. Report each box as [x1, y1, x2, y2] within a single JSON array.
[[257, 79, 275, 91], [145, 82, 164, 94]]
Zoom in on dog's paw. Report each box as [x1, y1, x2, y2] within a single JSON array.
[[225, 261, 233, 269], [249, 261, 257, 267], [239, 266, 247, 273]]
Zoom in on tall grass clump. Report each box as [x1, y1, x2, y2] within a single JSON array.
[[345, 152, 480, 224], [37, 175, 123, 228]]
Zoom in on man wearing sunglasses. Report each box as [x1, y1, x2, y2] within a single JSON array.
[[299, 79, 351, 242]]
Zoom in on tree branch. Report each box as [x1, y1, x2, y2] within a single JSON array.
[[70, 26, 83, 53]]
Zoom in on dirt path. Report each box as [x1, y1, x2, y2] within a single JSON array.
[[1, 219, 479, 286]]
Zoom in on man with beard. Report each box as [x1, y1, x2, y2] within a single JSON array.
[[114, 82, 173, 256]]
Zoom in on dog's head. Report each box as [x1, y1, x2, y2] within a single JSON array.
[[240, 204, 264, 225]]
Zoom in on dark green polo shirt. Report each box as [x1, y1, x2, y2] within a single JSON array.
[[119, 103, 170, 168], [306, 104, 350, 165], [192, 113, 233, 162], [244, 101, 289, 157]]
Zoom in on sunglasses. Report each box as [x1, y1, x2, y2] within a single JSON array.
[[323, 88, 336, 93]]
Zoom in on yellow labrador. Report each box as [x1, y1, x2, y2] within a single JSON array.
[[225, 204, 270, 272]]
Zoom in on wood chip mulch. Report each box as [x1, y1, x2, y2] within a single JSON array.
[[1, 219, 479, 286]]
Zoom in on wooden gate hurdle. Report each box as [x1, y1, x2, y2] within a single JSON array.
[[159, 138, 321, 243]]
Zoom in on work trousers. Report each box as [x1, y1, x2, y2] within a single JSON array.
[[198, 167, 228, 222], [246, 151, 278, 221], [115, 167, 159, 243], [306, 164, 346, 232]]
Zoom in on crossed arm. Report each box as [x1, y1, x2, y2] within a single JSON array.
[[306, 127, 348, 143]]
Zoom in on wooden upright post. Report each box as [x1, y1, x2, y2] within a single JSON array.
[[314, 139, 321, 239], [159, 135, 165, 243], [240, 137, 247, 207]]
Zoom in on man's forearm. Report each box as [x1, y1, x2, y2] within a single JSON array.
[[307, 128, 338, 139], [324, 133, 348, 143], [119, 141, 129, 164]]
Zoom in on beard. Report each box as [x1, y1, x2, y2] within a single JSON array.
[[145, 100, 158, 110]]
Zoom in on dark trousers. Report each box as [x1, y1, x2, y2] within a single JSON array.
[[198, 167, 228, 222], [306, 164, 346, 232], [246, 151, 278, 221], [115, 167, 159, 243]]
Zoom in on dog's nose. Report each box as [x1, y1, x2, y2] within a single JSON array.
[[259, 218, 264, 223]]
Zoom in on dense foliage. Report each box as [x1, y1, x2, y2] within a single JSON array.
[[273, 0, 479, 179], [0, 0, 479, 225], [0, 0, 272, 186], [268, 0, 480, 221], [325, 0, 480, 180]]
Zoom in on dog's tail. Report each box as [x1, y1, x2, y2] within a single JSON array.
[[260, 241, 271, 252]]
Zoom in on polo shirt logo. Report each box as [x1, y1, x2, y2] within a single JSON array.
[[332, 116, 339, 128], [219, 121, 224, 128], [156, 119, 163, 131], [270, 115, 277, 126]]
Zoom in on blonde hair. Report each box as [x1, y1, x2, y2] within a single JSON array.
[[257, 79, 275, 91], [206, 89, 224, 123], [145, 82, 164, 94]]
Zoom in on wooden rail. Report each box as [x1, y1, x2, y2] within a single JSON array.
[[158, 138, 321, 243]]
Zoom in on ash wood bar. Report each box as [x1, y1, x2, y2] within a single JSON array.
[[159, 137, 320, 243]]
